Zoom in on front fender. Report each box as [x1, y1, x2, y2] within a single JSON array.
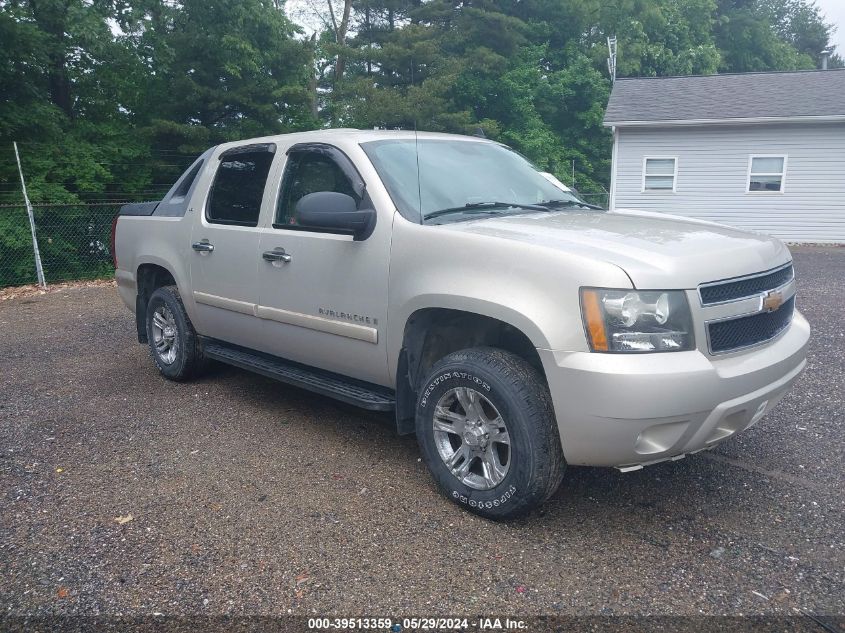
[[386, 215, 632, 381]]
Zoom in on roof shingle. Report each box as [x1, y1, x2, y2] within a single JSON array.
[[604, 69, 845, 125]]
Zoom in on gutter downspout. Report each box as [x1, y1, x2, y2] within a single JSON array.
[[609, 126, 619, 211]]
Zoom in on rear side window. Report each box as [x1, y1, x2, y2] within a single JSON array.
[[207, 145, 276, 226], [171, 159, 204, 200]]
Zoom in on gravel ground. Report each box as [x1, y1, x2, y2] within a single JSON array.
[[0, 247, 843, 620]]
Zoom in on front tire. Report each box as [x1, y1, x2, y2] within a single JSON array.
[[145, 285, 207, 381], [415, 347, 565, 519]]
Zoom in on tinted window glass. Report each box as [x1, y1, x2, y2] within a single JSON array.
[[172, 159, 204, 200], [276, 153, 360, 226], [207, 149, 274, 226]]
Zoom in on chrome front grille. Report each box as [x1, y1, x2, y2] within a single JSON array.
[[700, 263, 796, 355], [708, 297, 795, 353], [699, 264, 794, 305]]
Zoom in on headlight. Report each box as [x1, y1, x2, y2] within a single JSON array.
[[580, 288, 694, 353]]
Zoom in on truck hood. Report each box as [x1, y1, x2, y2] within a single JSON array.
[[437, 208, 791, 289]]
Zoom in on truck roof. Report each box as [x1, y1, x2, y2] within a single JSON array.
[[215, 128, 493, 151]]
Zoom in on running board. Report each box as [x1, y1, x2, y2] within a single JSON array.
[[201, 339, 395, 411]]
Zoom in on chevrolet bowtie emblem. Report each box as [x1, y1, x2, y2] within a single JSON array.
[[762, 289, 784, 312]]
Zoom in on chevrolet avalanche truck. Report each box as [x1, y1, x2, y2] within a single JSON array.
[[113, 129, 810, 519]]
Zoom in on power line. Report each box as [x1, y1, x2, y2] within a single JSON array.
[[0, 157, 196, 164]]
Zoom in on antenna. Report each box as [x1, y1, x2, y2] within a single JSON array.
[[414, 122, 423, 223], [607, 36, 618, 83], [412, 59, 423, 223]]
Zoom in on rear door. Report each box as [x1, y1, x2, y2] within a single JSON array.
[[189, 143, 276, 350]]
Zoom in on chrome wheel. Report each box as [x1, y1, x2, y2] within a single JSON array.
[[432, 387, 511, 490], [151, 304, 179, 365]]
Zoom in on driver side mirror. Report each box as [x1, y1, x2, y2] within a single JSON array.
[[294, 191, 376, 241]]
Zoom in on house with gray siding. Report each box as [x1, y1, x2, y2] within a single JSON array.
[[604, 69, 845, 243]]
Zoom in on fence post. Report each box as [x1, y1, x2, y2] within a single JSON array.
[[13, 142, 46, 288]]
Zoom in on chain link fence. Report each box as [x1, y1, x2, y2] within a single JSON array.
[[0, 203, 121, 288], [579, 192, 610, 208]]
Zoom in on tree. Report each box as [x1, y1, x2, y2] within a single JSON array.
[[760, 0, 832, 59], [0, 0, 151, 203], [136, 0, 316, 142], [0, 0, 317, 204], [714, 0, 826, 71], [327, 0, 354, 83]]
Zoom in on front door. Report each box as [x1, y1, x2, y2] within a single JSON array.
[[189, 143, 276, 351], [256, 144, 391, 386]]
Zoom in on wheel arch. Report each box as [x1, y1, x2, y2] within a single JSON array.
[[394, 307, 547, 435], [135, 262, 178, 343]]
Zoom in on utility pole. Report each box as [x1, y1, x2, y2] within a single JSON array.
[[607, 36, 618, 83], [13, 142, 46, 288]]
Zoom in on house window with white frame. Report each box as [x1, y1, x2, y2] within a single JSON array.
[[748, 155, 787, 193], [643, 157, 677, 192]]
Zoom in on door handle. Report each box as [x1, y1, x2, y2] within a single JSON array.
[[192, 241, 214, 253], [262, 248, 292, 264]]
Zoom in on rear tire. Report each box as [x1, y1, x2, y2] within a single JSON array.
[[145, 285, 207, 381], [415, 347, 565, 520]]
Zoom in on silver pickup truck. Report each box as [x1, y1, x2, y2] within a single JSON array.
[[113, 129, 809, 519]]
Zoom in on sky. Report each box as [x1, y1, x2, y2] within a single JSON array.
[[815, 0, 845, 56]]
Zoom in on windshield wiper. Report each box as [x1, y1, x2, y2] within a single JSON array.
[[537, 199, 604, 211], [425, 201, 548, 221]]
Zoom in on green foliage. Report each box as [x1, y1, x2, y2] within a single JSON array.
[[0, 0, 315, 207], [0, 208, 37, 286], [32, 204, 118, 282], [0, 204, 118, 286], [591, 0, 722, 77], [714, 0, 831, 71], [133, 0, 317, 139]]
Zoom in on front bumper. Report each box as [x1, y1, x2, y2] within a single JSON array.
[[539, 310, 810, 468]]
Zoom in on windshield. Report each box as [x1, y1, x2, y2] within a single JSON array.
[[360, 138, 596, 223]]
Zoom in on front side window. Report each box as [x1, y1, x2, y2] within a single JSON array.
[[276, 152, 360, 227], [748, 155, 786, 193], [206, 146, 276, 226], [643, 157, 677, 192]]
